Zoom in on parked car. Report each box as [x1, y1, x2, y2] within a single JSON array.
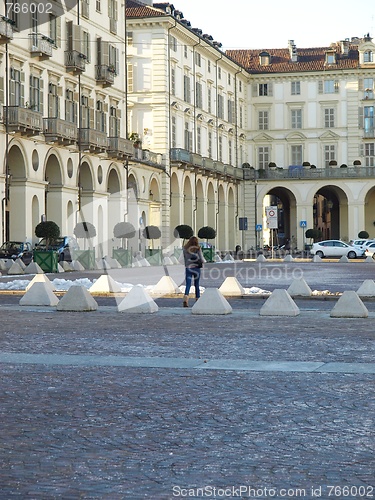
[[0, 241, 33, 264], [364, 241, 375, 258], [311, 240, 365, 259], [34, 236, 79, 262], [350, 239, 375, 251]]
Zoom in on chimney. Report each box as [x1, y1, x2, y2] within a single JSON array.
[[288, 39, 298, 62], [340, 39, 350, 56]]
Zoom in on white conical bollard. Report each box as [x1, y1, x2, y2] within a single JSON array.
[[218, 277, 245, 296], [330, 291, 368, 318], [8, 261, 25, 275], [260, 289, 300, 316], [312, 255, 322, 262], [283, 254, 294, 262], [57, 285, 98, 311], [152, 276, 180, 295], [339, 255, 349, 263], [256, 254, 267, 262], [357, 279, 375, 297], [89, 274, 122, 293], [287, 277, 312, 297], [117, 285, 158, 313], [61, 261, 74, 271], [192, 288, 232, 315], [15, 258, 26, 270], [24, 261, 45, 274], [26, 274, 55, 292], [20, 282, 59, 306], [71, 260, 85, 271]]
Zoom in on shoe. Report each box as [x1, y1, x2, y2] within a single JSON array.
[[183, 295, 189, 307]]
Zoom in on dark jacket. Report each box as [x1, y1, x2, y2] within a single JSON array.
[[183, 245, 205, 268]]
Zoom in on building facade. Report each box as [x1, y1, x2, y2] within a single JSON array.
[[1, 0, 375, 255]]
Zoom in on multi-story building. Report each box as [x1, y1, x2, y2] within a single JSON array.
[[1, 0, 375, 256]]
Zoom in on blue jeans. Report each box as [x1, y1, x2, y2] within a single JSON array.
[[185, 267, 201, 298]]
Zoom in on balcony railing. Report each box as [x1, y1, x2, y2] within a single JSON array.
[[203, 157, 215, 171], [0, 17, 14, 41], [243, 165, 375, 180], [29, 34, 53, 57], [142, 149, 163, 165], [3, 106, 43, 134], [170, 148, 191, 163], [108, 137, 133, 159], [43, 118, 77, 143], [95, 65, 115, 86], [65, 50, 86, 73], [79, 128, 108, 152]]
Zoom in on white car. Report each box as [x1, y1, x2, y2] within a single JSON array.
[[364, 242, 375, 258], [311, 240, 365, 259], [350, 239, 375, 251]]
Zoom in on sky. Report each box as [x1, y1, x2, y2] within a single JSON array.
[[174, 0, 375, 50]]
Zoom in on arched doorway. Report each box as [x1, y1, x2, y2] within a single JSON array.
[[6, 144, 27, 241], [263, 187, 297, 248], [107, 167, 122, 256], [313, 185, 348, 241], [170, 172, 181, 238], [218, 184, 225, 250], [45, 153, 63, 230], [183, 177, 193, 227], [196, 179, 204, 234]]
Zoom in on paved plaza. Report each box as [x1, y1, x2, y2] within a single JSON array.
[[0, 261, 374, 499]]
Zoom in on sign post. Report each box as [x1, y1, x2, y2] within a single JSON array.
[[239, 217, 248, 253], [266, 206, 278, 259], [300, 220, 307, 255]]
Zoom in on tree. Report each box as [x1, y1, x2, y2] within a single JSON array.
[[35, 221, 60, 250], [113, 222, 136, 249], [198, 226, 216, 242], [358, 230, 369, 239], [143, 225, 161, 248], [74, 222, 96, 239], [305, 228, 322, 243], [174, 224, 193, 241]]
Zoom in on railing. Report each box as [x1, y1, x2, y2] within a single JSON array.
[[29, 34, 53, 57], [65, 50, 86, 72], [170, 148, 191, 163], [0, 17, 14, 40], [79, 128, 108, 151], [203, 157, 215, 171], [4, 106, 43, 132], [95, 65, 115, 85], [244, 165, 375, 180], [214, 161, 225, 175], [43, 118, 77, 142], [142, 149, 163, 165], [191, 152, 203, 166], [108, 136, 134, 157]]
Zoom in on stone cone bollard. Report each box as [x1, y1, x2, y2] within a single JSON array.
[[260, 289, 300, 316], [192, 288, 232, 315], [330, 291, 368, 318], [117, 285, 158, 313], [20, 282, 59, 306], [57, 285, 98, 311]]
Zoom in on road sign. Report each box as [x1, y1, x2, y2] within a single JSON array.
[[266, 206, 278, 229], [300, 220, 307, 227], [256, 224, 262, 231]]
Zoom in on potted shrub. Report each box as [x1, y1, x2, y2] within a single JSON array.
[[34, 220, 60, 272], [73, 222, 96, 269], [329, 160, 338, 167], [198, 226, 216, 262], [268, 162, 277, 168], [143, 225, 162, 264], [340, 164, 348, 168], [358, 230, 369, 239], [174, 224, 193, 243], [305, 228, 322, 251], [353, 160, 361, 166], [129, 132, 142, 149], [112, 222, 136, 267]]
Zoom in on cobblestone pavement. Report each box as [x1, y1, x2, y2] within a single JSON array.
[[0, 262, 374, 499]]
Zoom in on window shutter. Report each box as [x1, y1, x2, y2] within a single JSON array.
[[0, 77, 4, 105], [358, 107, 364, 128], [115, 48, 119, 75], [20, 72, 25, 108], [359, 144, 364, 156], [127, 63, 133, 92], [102, 41, 109, 66], [334, 80, 339, 93], [252, 83, 258, 97], [72, 25, 82, 52], [358, 79, 364, 91], [89, 107, 95, 129], [39, 78, 44, 115], [268, 83, 273, 96], [318, 80, 323, 94]]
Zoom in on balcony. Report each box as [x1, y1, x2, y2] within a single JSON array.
[[142, 149, 163, 165], [29, 34, 54, 58], [43, 118, 77, 144], [79, 128, 108, 153], [3, 106, 43, 135], [243, 165, 375, 181], [0, 17, 14, 42], [203, 157, 215, 172], [95, 65, 115, 86], [170, 148, 191, 163], [65, 50, 86, 74], [108, 137, 133, 159]]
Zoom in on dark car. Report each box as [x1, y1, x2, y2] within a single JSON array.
[[34, 236, 79, 262], [0, 241, 33, 264]]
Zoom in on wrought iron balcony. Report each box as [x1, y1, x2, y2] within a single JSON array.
[[0, 17, 14, 41], [142, 149, 163, 165], [65, 50, 86, 74], [79, 128, 108, 153], [243, 165, 375, 181], [3, 106, 43, 135], [43, 118, 77, 144], [203, 157, 215, 171], [29, 34, 53, 58], [170, 148, 191, 163], [95, 65, 115, 86], [108, 137, 133, 159]]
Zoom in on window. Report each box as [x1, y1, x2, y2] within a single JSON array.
[[208, 131, 212, 158], [364, 51, 373, 63], [197, 126, 201, 154], [218, 94, 224, 119], [49, 14, 57, 45], [171, 116, 176, 148], [184, 121, 192, 150], [257, 83, 273, 96], [195, 52, 201, 67], [364, 78, 374, 99], [258, 146, 269, 169], [48, 83, 59, 118], [109, 106, 119, 136], [364, 106, 374, 138], [326, 52, 335, 64], [258, 110, 268, 130], [291, 81, 300, 95], [291, 109, 302, 129], [324, 145, 335, 167], [169, 35, 177, 52], [96, 100, 106, 132], [239, 106, 243, 128], [96, 0, 101, 11], [229, 139, 232, 165], [228, 99, 234, 123], [80, 94, 90, 128], [319, 80, 339, 94], [218, 136, 222, 162], [196, 81, 202, 109], [183, 75, 191, 103], [207, 60, 211, 73], [108, 0, 117, 33], [8, 0, 19, 28], [81, 0, 89, 18], [228, 73, 231, 85], [65, 89, 76, 123], [207, 87, 212, 113], [9, 68, 22, 106], [365, 143, 375, 166], [29, 75, 42, 113], [291, 145, 303, 165], [108, 44, 119, 74], [184, 45, 188, 58], [218, 67, 222, 79], [239, 80, 242, 92], [171, 67, 176, 95], [82, 30, 90, 62], [324, 108, 335, 128]]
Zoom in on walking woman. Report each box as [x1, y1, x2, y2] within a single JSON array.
[[182, 236, 205, 307]]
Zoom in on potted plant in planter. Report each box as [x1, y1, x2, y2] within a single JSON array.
[[353, 160, 361, 166], [113, 221, 136, 267], [302, 161, 310, 168], [129, 132, 142, 149], [329, 160, 338, 167], [305, 228, 322, 252], [143, 225, 162, 265], [34, 220, 60, 272], [268, 162, 277, 168], [358, 230, 369, 239], [73, 221, 96, 269], [197, 226, 216, 262], [173, 225, 193, 259]]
